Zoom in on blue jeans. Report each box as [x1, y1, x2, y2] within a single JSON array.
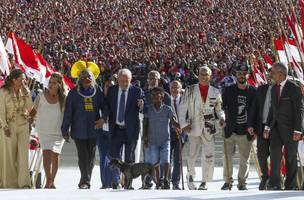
[[146, 141, 170, 165], [97, 132, 112, 188]]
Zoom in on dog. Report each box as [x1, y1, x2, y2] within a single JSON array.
[[109, 158, 159, 189]]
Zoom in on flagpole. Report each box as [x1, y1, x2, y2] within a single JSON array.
[[283, 0, 304, 70], [271, 0, 295, 79]]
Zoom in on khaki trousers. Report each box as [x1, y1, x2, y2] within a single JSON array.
[[2, 121, 30, 188], [187, 133, 215, 183], [223, 133, 252, 185]]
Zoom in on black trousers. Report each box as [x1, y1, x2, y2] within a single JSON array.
[[269, 126, 298, 189], [74, 138, 96, 187], [170, 139, 183, 185], [110, 126, 137, 184], [257, 125, 270, 180]]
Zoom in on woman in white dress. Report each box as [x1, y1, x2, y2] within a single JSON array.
[[29, 72, 67, 188]]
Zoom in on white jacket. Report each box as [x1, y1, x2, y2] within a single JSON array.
[[178, 84, 225, 137]]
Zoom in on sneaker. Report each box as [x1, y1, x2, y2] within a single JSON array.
[[163, 179, 170, 189], [187, 175, 197, 190], [237, 184, 247, 190], [221, 182, 232, 190], [173, 184, 181, 190], [198, 182, 207, 190]]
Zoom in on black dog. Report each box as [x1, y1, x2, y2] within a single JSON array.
[[109, 159, 159, 189]]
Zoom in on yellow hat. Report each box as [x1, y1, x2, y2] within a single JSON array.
[[71, 60, 100, 79]]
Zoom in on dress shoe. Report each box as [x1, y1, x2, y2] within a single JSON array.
[[259, 178, 268, 190], [266, 184, 282, 190]]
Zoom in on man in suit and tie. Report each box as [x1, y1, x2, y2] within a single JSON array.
[[264, 62, 304, 190], [105, 68, 144, 189], [169, 80, 187, 190], [248, 69, 273, 190]]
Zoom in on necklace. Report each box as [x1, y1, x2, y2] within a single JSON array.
[[7, 89, 27, 121], [77, 86, 96, 98]]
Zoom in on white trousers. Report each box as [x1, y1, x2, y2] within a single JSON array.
[[187, 133, 215, 183]]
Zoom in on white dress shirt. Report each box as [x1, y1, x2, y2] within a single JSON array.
[[116, 87, 129, 126], [171, 95, 181, 118]]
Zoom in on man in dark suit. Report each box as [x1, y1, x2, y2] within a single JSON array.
[[248, 70, 273, 190], [264, 62, 304, 190], [105, 68, 144, 189]]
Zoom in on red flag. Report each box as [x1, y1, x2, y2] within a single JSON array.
[[287, 13, 303, 46], [300, 0, 304, 39], [6, 32, 74, 90], [6, 32, 46, 83], [262, 52, 274, 69]]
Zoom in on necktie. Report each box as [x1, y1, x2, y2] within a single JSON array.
[[277, 84, 280, 102], [174, 98, 178, 118], [118, 90, 126, 123]]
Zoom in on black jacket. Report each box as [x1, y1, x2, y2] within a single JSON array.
[[222, 84, 257, 139], [266, 80, 304, 138], [248, 84, 271, 136]]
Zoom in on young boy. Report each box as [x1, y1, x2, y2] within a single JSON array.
[[143, 87, 180, 189]]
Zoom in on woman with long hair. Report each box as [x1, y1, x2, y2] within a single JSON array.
[[29, 72, 67, 189], [0, 69, 32, 188]]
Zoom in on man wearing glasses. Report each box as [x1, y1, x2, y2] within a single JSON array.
[[221, 60, 257, 190]]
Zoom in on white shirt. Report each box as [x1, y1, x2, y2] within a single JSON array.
[[34, 93, 63, 135], [116, 87, 129, 126], [262, 85, 272, 124], [171, 95, 181, 118]]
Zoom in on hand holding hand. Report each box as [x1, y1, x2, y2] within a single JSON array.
[[137, 99, 144, 110], [263, 129, 269, 139], [95, 118, 105, 129]]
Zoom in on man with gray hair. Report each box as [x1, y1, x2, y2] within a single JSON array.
[[264, 62, 304, 190], [179, 65, 225, 190], [105, 68, 144, 189]]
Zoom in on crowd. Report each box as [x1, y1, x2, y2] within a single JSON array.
[[1, 0, 298, 87]]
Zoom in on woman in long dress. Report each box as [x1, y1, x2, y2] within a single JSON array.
[[29, 72, 66, 188]]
